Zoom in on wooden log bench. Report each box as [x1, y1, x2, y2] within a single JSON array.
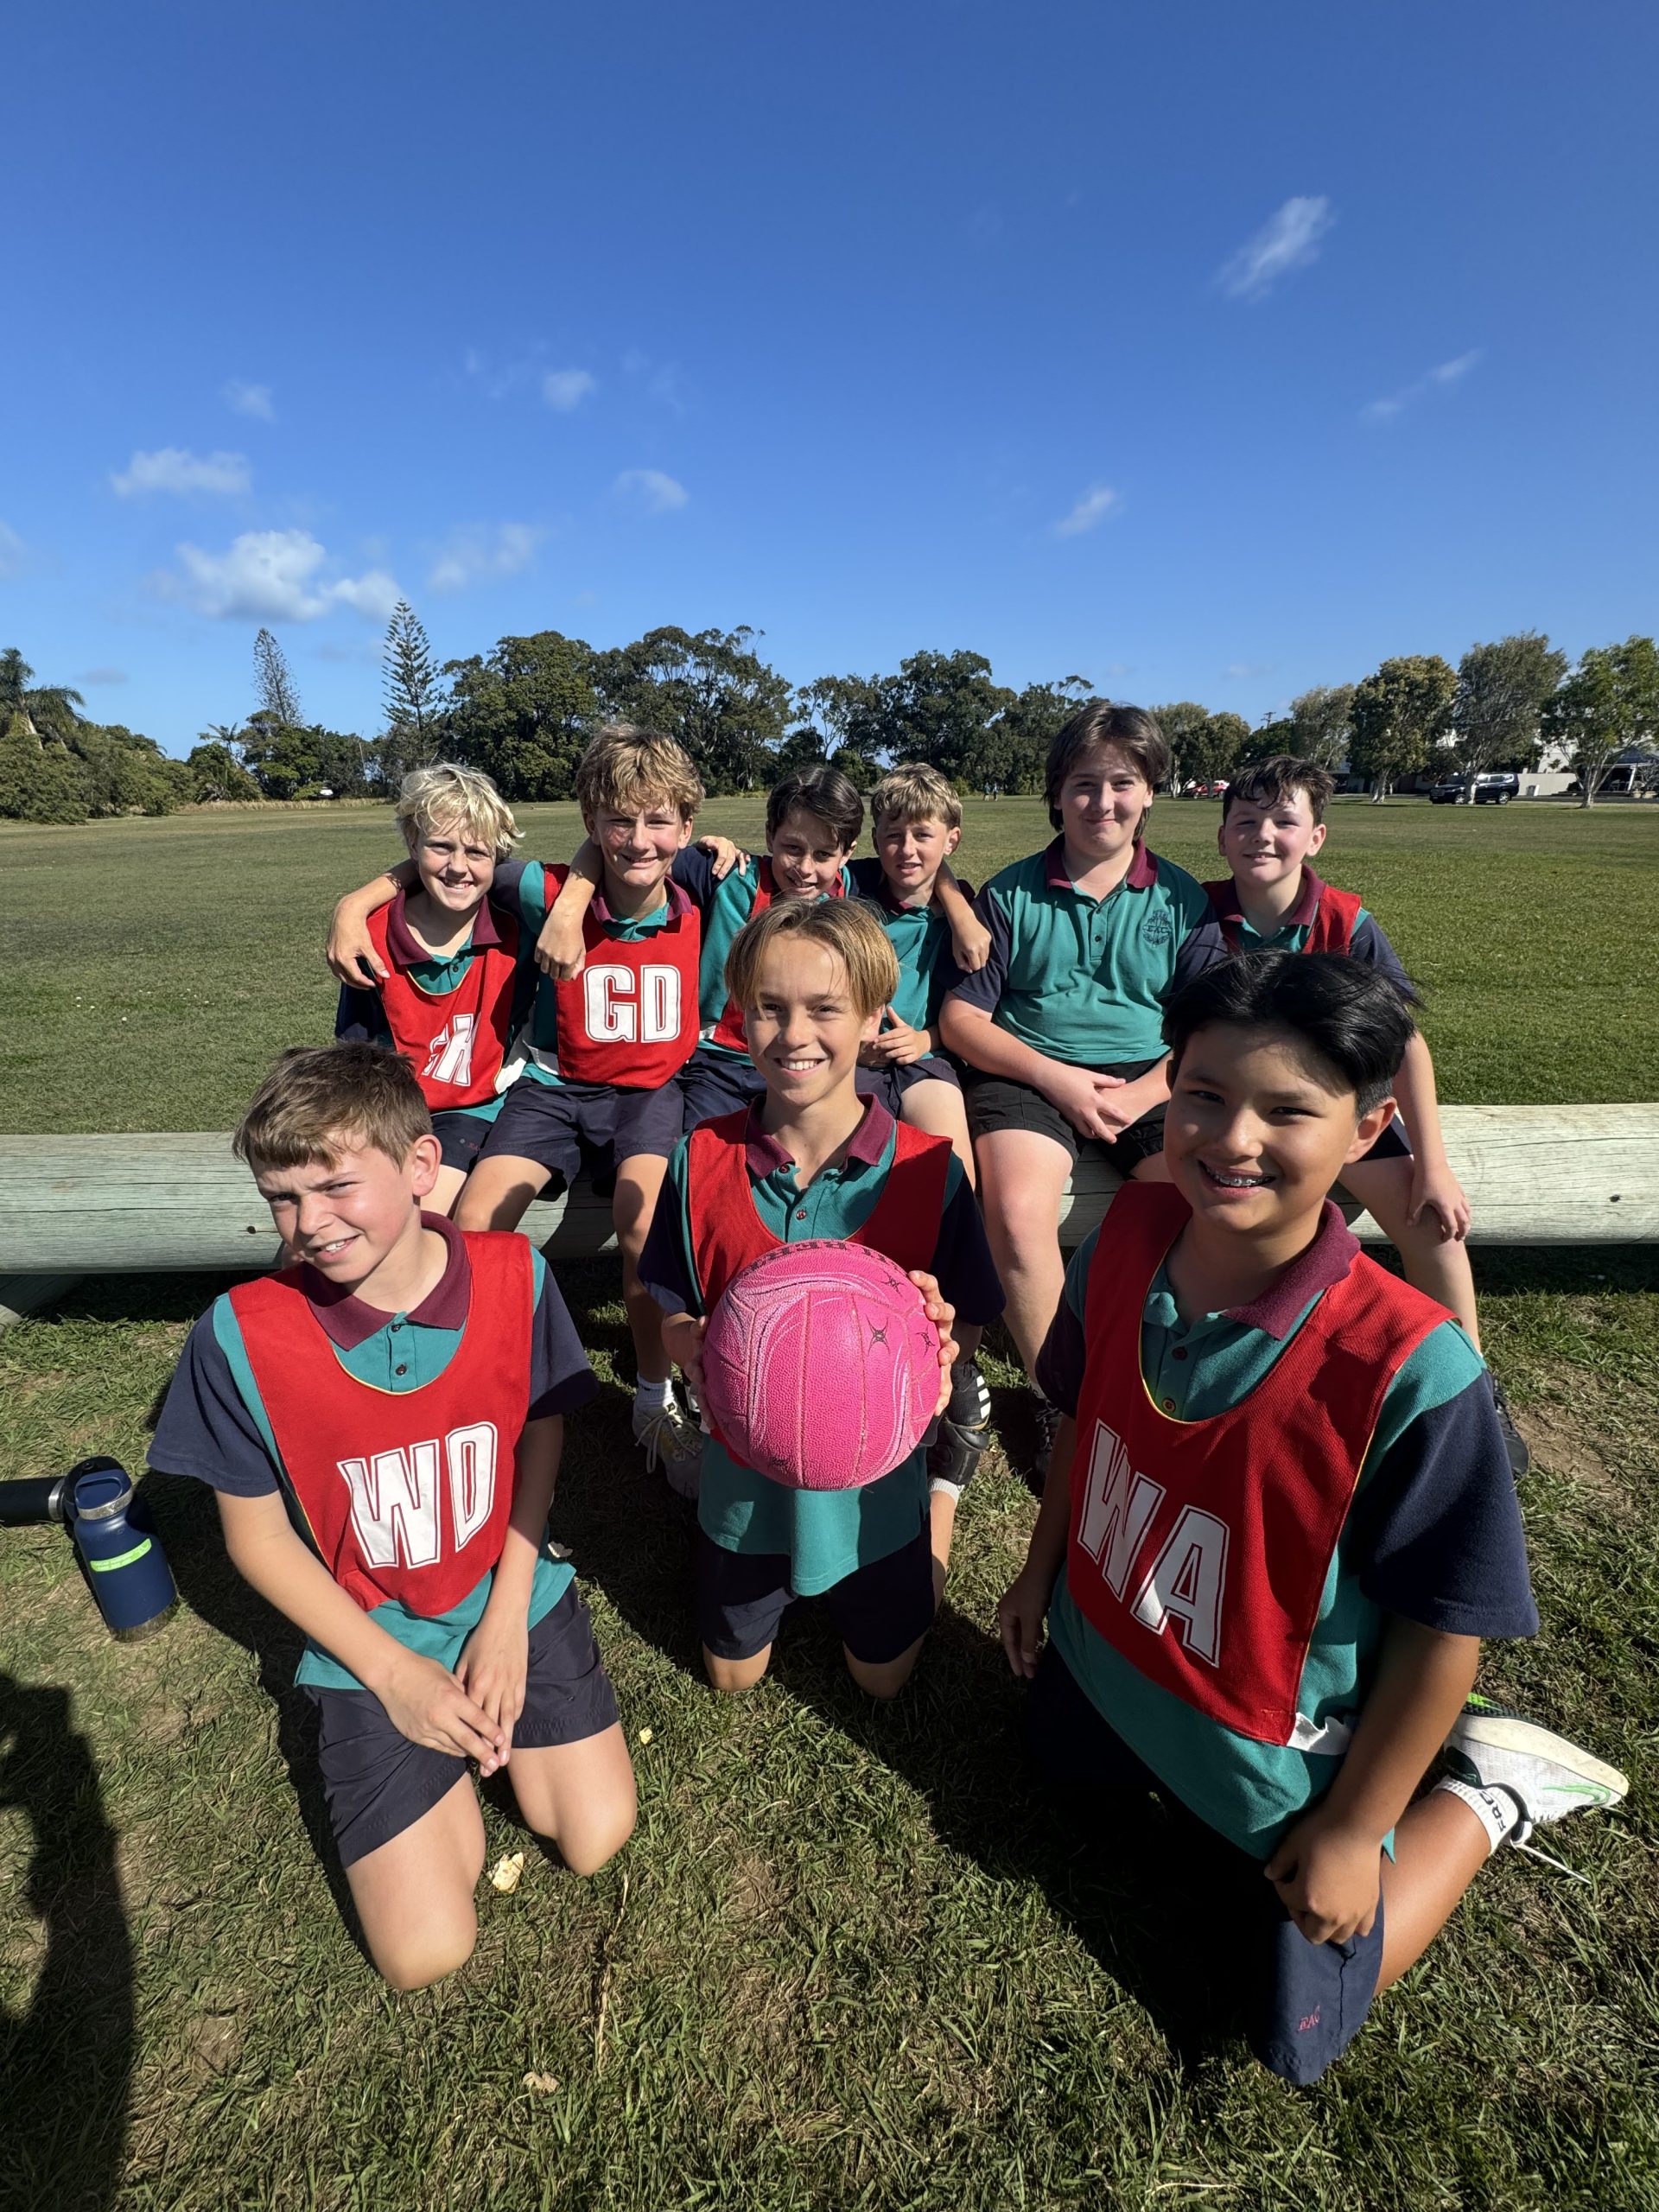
[[1, 1105, 1655, 1328]]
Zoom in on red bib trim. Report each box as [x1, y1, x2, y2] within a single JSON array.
[[542, 865, 701, 1088], [367, 897, 521, 1109], [229, 1231, 533, 1617], [1204, 873, 1363, 957], [1065, 1182, 1446, 1744]]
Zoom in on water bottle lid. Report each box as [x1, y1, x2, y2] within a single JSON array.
[[67, 1457, 133, 1522]]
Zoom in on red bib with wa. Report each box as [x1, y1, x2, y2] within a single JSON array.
[[708, 861, 846, 1053], [367, 899, 521, 1109], [541, 866, 701, 1089], [1203, 871, 1363, 957], [228, 1232, 533, 1617], [1065, 1182, 1446, 1745], [685, 1109, 950, 1463]]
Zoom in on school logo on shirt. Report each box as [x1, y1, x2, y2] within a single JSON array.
[[337, 1421, 499, 1568], [582, 963, 683, 1044], [1141, 909, 1173, 946], [423, 1014, 477, 1087], [1076, 1419, 1228, 1664]]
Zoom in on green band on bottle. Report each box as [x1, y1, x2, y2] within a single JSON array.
[[89, 1539, 152, 1573]]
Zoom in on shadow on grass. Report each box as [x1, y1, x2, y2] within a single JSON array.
[[0, 1673, 134, 2212]]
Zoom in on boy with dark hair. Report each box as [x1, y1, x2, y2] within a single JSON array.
[[999, 953, 1624, 2083], [327, 726, 738, 1496], [940, 702, 1219, 1474], [643, 899, 1004, 1675], [1209, 754, 1525, 1471], [334, 763, 538, 1214], [149, 1044, 635, 1991]]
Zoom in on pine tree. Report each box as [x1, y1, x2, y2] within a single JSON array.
[[381, 600, 445, 779], [252, 626, 302, 731]]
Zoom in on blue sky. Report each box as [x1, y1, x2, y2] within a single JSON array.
[[5, 1, 1656, 753]]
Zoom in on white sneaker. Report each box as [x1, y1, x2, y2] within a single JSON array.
[[1444, 1695, 1628, 1848], [632, 1390, 702, 1501]]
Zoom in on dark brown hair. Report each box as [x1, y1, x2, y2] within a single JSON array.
[[766, 764, 864, 851], [1220, 755, 1337, 827], [1045, 703, 1170, 831], [234, 1043, 433, 1169]]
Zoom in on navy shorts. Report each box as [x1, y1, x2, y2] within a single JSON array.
[[964, 1061, 1167, 1173], [431, 1108, 495, 1174], [696, 1519, 935, 1664], [478, 1073, 683, 1184], [308, 1584, 620, 1867], [679, 1047, 766, 1133], [855, 1053, 963, 1119], [1025, 1644, 1385, 2086]]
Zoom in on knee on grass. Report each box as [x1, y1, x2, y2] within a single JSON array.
[[372, 1910, 479, 1993]]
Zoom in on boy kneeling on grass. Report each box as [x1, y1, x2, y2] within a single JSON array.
[[642, 899, 1004, 1689], [999, 951, 1625, 2084], [150, 1044, 635, 1991]]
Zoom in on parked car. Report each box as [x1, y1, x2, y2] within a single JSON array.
[[1430, 772, 1520, 804]]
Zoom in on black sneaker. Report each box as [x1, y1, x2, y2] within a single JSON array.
[[927, 1360, 993, 1495], [1491, 1376, 1529, 1481]]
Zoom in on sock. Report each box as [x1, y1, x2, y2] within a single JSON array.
[[929, 1475, 963, 1499], [1435, 1776, 1523, 1854], [633, 1375, 673, 1413]]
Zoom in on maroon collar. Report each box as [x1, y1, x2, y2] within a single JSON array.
[[741, 1094, 896, 1179], [384, 889, 506, 969], [590, 877, 692, 927], [302, 1211, 474, 1346], [1223, 1198, 1360, 1338], [1210, 866, 1328, 931], [1043, 836, 1158, 894]]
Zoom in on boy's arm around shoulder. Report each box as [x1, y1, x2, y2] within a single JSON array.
[[326, 857, 419, 986]]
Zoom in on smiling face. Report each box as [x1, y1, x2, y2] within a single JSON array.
[[584, 791, 693, 912], [252, 1132, 441, 1294], [1218, 786, 1326, 893], [1163, 1022, 1393, 1244], [874, 810, 961, 904], [413, 813, 497, 919], [1056, 741, 1153, 868], [742, 937, 880, 1112], [768, 805, 854, 899]]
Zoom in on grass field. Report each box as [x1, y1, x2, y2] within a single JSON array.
[[3, 798, 1658, 2211]]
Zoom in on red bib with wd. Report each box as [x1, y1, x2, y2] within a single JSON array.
[[1066, 1182, 1446, 1745], [709, 861, 846, 1053], [542, 866, 701, 1089], [687, 1108, 949, 1303], [1203, 871, 1362, 957], [228, 1232, 533, 1617], [368, 898, 521, 1109]]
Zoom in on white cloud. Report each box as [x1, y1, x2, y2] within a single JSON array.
[[164, 529, 399, 622], [1218, 196, 1334, 300], [0, 520, 29, 579], [543, 368, 597, 412], [1053, 485, 1120, 537], [1362, 348, 1484, 423], [224, 380, 275, 421], [111, 448, 251, 498], [427, 522, 546, 594], [615, 468, 689, 514]]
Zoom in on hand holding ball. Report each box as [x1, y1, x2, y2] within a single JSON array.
[[701, 1242, 945, 1490]]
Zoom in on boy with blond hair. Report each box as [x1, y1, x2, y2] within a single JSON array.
[[149, 1044, 634, 1991], [642, 899, 1004, 1674], [334, 762, 537, 1214]]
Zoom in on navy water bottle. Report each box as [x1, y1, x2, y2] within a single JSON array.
[[65, 1458, 178, 1641]]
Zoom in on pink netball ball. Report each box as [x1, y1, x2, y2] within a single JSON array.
[[702, 1240, 942, 1490]]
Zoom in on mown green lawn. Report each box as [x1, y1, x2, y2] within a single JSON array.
[[2, 798, 1657, 2211]]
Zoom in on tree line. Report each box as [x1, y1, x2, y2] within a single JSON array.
[[3, 615, 1655, 825]]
